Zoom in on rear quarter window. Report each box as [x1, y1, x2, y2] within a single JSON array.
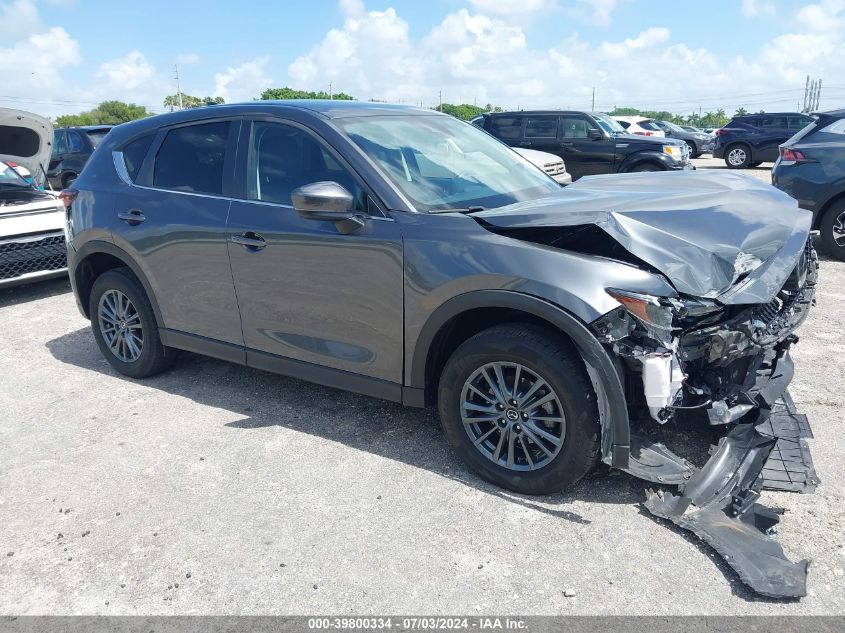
[[153, 121, 230, 195], [122, 134, 155, 182]]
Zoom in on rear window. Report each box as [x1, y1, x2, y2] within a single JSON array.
[[153, 122, 230, 195], [524, 118, 558, 139], [122, 134, 155, 182], [638, 120, 661, 131], [488, 116, 524, 140], [86, 129, 110, 147]]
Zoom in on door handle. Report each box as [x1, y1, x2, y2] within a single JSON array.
[[117, 210, 146, 225], [230, 232, 267, 250]]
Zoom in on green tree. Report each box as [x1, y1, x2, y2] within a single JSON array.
[[55, 100, 151, 126], [163, 94, 225, 109], [434, 103, 489, 120], [260, 87, 355, 101], [734, 107, 748, 117]]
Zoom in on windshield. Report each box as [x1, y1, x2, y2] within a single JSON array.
[[0, 161, 31, 187], [593, 113, 625, 135], [660, 121, 686, 134], [337, 115, 560, 212]]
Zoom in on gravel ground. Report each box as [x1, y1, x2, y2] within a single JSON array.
[[1, 160, 843, 615]]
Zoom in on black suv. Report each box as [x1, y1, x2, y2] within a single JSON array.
[[48, 126, 113, 189], [64, 101, 819, 597], [473, 110, 690, 180], [713, 113, 813, 168]]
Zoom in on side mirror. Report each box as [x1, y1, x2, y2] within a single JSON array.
[[292, 181, 365, 234], [588, 128, 604, 140]]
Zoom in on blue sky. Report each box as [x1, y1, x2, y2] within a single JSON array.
[[2, 0, 844, 118]]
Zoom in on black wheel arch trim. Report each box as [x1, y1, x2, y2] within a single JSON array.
[[409, 290, 631, 468], [618, 150, 674, 172], [70, 240, 165, 327]]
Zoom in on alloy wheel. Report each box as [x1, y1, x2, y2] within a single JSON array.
[[727, 147, 747, 166], [833, 210, 845, 248], [98, 289, 143, 363], [460, 362, 566, 471]]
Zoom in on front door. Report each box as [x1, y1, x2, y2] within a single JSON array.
[[558, 115, 616, 179], [227, 120, 404, 384]]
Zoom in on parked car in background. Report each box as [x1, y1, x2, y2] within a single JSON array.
[[513, 147, 572, 184], [713, 113, 813, 168], [652, 120, 714, 157], [612, 116, 666, 137], [64, 101, 818, 598], [0, 159, 66, 286], [773, 108, 845, 261], [476, 110, 689, 180], [48, 125, 113, 189]]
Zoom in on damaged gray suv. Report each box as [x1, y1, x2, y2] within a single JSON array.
[[64, 101, 818, 598]]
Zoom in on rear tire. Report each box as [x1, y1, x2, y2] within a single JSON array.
[[89, 268, 175, 378], [819, 200, 845, 262], [437, 324, 600, 495], [725, 144, 752, 168]]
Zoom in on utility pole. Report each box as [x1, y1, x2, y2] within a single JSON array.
[[329, 82, 333, 100], [591, 87, 595, 111], [438, 89, 442, 112], [815, 79, 822, 110], [174, 64, 183, 110]]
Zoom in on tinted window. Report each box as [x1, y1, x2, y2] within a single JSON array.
[[788, 116, 812, 130], [153, 121, 230, 194], [758, 116, 787, 130], [122, 134, 155, 182], [524, 118, 558, 138], [248, 122, 365, 209], [67, 131, 84, 153], [616, 120, 630, 129], [638, 120, 661, 131], [86, 129, 110, 147], [52, 130, 67, 154], [488, 116, 524, 140], [560, 117, 591, 138]]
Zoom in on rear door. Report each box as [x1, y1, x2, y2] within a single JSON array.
[[755, 115, 789, 161], [111, 119, 243, 346], [226, 118, 404, 385], [514, 116, 560, 156], [558, 114, 615, 179]]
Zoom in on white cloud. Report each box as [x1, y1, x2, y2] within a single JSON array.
[[467, 0, 555, 16], [741, 0, 775, 17], [214, 56, 273, 102], [578, 0, 619, 26], [339, 0, 365, 18], [283, 1, 845, 113], [96, 50, 155, 90], [0, 0, 42, 38], [176, 52, 201, 65]]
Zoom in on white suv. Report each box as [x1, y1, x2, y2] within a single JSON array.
[[613, 116, 666, 138]]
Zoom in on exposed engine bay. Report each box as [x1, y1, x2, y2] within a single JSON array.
[[589, 238, 819, 598]]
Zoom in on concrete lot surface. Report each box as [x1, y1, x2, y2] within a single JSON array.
[[1, 160, 842, 615]]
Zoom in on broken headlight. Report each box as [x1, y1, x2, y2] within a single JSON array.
[[606, 289, 675, 337]]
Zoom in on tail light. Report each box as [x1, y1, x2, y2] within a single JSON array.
[[715, 129, 728, 136], [779, 147, 808, 163], [59, 188, 78, 209], [634, 131, 654, 136]]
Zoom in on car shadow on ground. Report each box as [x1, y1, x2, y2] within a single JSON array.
[[0, 276, 70, 308], [44, 325, 781, 601]]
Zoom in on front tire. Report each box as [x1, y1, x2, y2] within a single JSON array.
[[629, 162, 663, 173], [820, 200, 845, 262], [89, 268, 175, 378], [438, 324, 600, 495], [725, 144, 752, 168]]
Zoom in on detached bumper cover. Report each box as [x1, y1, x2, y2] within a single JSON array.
[[644, 393, 817, 599]]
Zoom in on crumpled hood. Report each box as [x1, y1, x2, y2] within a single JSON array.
[[475, 171, 812, 304], [0, 108, 53, 188]]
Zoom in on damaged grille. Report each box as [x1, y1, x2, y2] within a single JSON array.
[[0, 232, 67, 281]]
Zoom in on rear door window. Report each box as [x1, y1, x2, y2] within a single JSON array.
[[67, 130, 84, 153], [488, 116, 524, 141], [758, 116, 788, 130], [523, 118, 558, 139], [788, 116, 813, 130], [153, 121, 231, 195]]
